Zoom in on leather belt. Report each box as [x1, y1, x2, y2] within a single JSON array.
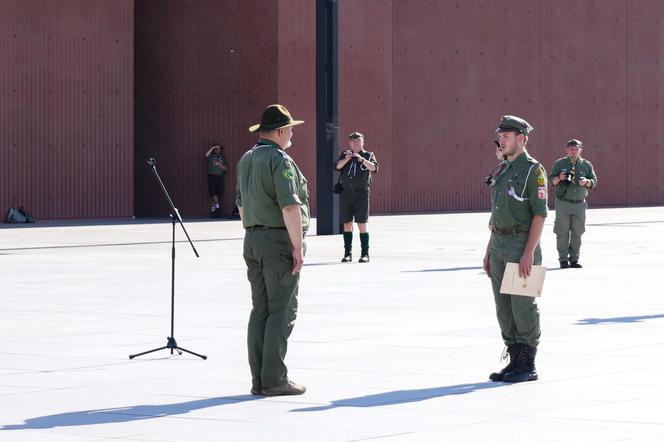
[[246, 225, 286, 231], [493, 226, 529, 235]]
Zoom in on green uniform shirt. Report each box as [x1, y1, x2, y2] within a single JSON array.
[[335, 150, 378, 190], [207, 154, 226, 176], [549, 156, 597, 201], [235, 139, 310, 232], [490, 152, 548, 230]]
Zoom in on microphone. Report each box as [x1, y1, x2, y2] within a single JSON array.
[[146, 157, 156, 167]]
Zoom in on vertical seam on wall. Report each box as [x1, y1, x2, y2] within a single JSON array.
[[625, 0, 629, 204], [539, 0, 542, 151], [276, 0, 280, 104], [390, 0, 395, 213]]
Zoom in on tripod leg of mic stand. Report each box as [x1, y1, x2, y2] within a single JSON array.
[[175, 346, 207, 360], [129, 345, 169, 359]]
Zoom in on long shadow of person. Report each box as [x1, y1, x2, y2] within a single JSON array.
[[576, 313, 664, 325], [1, 394, 261, 431], [291, 381, 507, 412]]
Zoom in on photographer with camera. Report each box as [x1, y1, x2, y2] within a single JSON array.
[[335, 131, 378, 263], [549, 139, 598, 269], [204, 143, 228, 216]]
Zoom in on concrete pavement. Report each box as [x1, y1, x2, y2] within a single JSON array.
[[1, 207, 663, 441]]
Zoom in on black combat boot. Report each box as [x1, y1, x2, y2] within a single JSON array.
[[341, 247, 352, 263], [489, 344, 522, 382], [359, 247, 369, 263], [503, 345, 538, 383]]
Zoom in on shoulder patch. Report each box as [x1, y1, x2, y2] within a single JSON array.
[[282, 169, 295, 180], [537, 187, 547, 200], [537, 175, 545, 185]]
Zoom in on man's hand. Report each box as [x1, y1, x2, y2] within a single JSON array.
[[519, 251, 534, 278], [519, 214, 544, 279], [352, 153, 362, 161], [578, 177, 588, 187], [282, 204, 304, 275], [291, 247, 303, 275], [483, 254, 491, 278], [344, 150, 353, 160]]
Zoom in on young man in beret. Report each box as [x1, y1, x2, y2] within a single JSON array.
[[483, 115, 547, 383], [236, 104, 309, 396], [335, 132, 379, 262], [549, 139, 598, 268]]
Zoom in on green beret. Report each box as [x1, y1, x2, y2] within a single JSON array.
[[495, 115, 534, 135], [566, 138, 583, 148]]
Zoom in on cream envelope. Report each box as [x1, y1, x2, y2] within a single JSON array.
[[500, 263, 547, 297]]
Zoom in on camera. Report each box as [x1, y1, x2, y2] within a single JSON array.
[[561, 168, 574, 181]]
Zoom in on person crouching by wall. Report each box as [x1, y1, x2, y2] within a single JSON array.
[[335, 132, 379, 263]]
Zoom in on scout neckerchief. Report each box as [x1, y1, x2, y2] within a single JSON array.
[[347, 150, 369, 176]]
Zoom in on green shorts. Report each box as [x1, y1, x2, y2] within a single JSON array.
[[339, 189, 369, 223]]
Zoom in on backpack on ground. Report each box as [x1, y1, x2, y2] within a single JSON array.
[[5, 207, 36, 223]]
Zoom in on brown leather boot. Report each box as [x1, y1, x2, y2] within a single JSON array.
[[261, 380, 306, 396]]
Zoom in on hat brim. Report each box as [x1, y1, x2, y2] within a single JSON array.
[[248, 120, 305, 133]]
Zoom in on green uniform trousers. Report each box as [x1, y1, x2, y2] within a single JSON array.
[[554, 198, 587, 262], [243, 228, 303, 389], [489, 231, 541, 348]]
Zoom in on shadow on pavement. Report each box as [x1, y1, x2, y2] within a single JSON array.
[[291, 381, 506, 412], [0, 395, 261, 430], [576, 314, 664, 325], [403, 266, 483, 273]]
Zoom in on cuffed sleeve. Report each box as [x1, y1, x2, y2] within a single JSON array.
[[273, 156, 302, 210]]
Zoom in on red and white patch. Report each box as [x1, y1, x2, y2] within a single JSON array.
[[537, 186, 547, 200]]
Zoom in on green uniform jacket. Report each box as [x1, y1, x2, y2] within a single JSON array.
[[549, 157, 597, 201], [235, 139, 310, 232], [207, 154, 226, 176], [490, 152, 548, 230]]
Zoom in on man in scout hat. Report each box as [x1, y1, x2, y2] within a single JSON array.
[[482, 115, 548, 383], [549, 139, 598, 268], [236, 104, 310, 396], [334, 131, 379, 262]]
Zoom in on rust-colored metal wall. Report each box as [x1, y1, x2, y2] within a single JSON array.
[[277, 0, 317, 212], [0, 0, 134, 220], [136, 0, 663, 218], [7, 1, 659, 220], [134, 0, 279, 217], [331, 0, 664, 214]]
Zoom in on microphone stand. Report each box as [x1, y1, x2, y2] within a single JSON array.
[[129, 157, 207, 360]]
